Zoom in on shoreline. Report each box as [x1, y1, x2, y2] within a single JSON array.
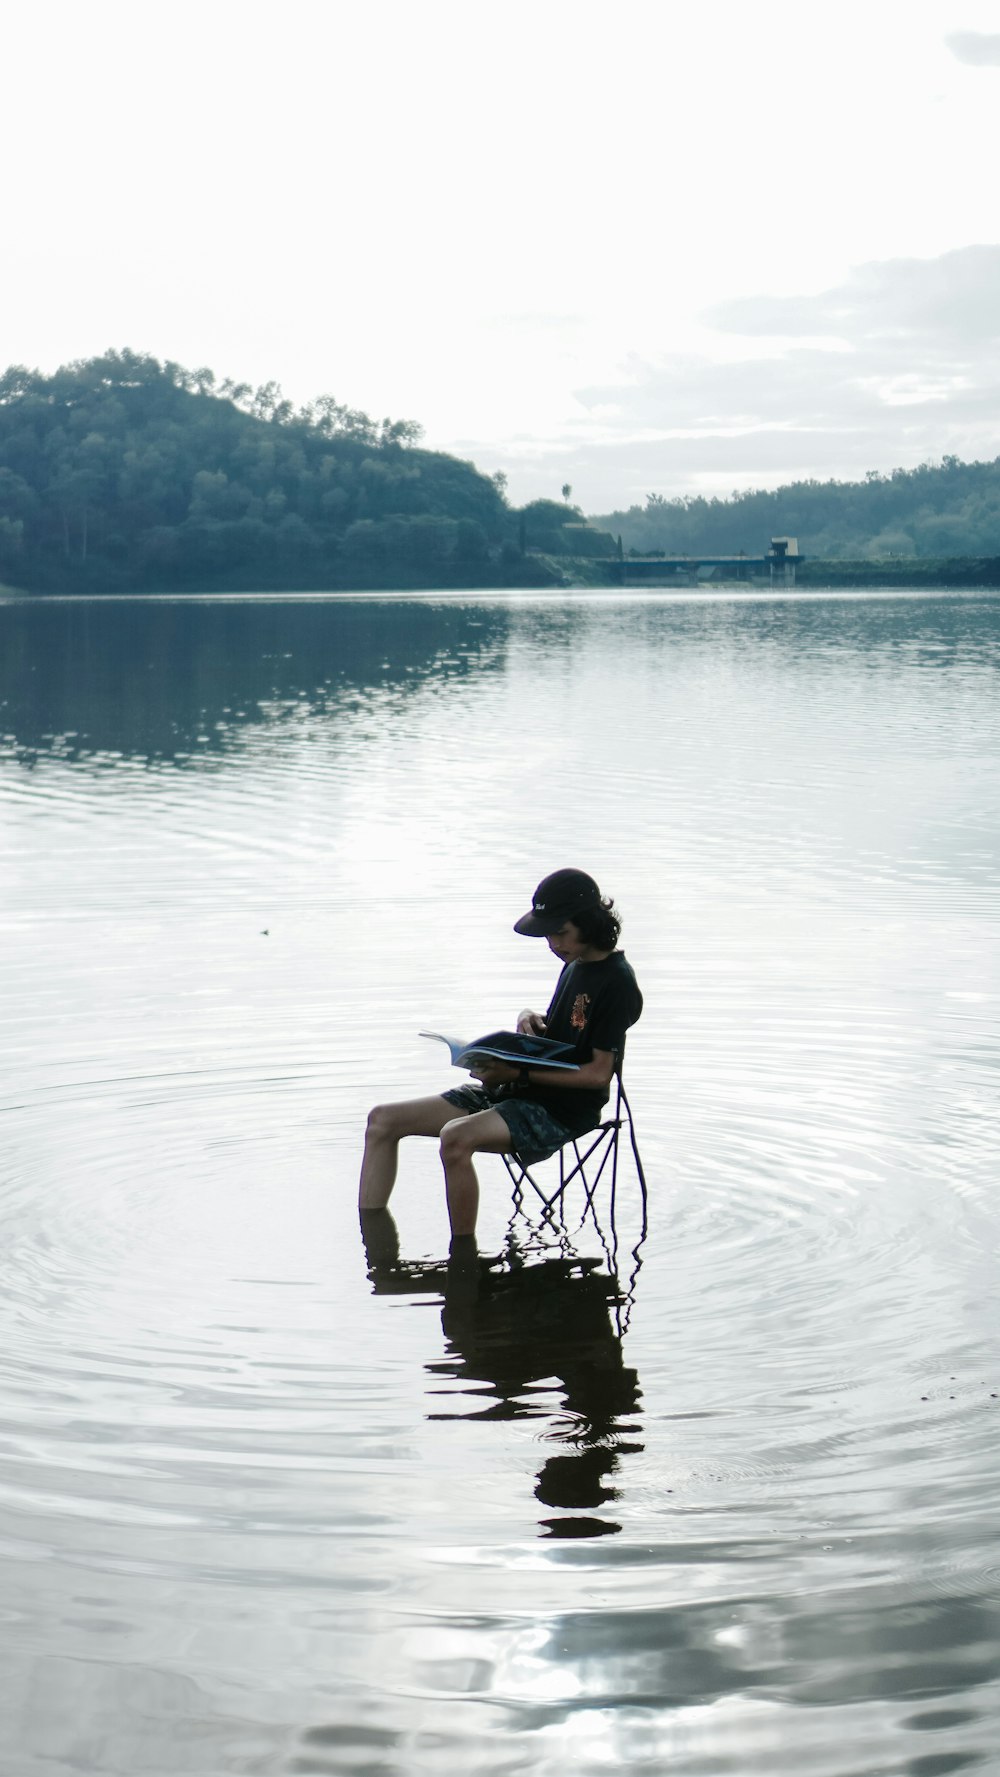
[[3, 556, 1000, 600]]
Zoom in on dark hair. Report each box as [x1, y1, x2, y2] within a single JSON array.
[[571, 895, 621, 951]]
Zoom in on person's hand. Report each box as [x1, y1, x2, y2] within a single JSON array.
[[516, 1010, 547, 1036], [470, 1059, 519, 1089]]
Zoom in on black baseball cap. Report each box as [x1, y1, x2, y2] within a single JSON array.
[[514, 868, 603, 936]]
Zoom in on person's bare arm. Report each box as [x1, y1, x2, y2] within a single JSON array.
[[472, 1048, 616, 1093]]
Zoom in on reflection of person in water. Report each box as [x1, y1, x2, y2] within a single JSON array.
[[360, 1208, 644, 1538], [358, 868, 643, 1240]]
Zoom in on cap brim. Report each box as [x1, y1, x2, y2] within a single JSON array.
[[514, 909, 569, 936]]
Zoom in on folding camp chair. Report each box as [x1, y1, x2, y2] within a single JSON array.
[[501, 1070, 647, 1229]]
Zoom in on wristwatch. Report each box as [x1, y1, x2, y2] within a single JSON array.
[[518, 1065, 531, 1086]]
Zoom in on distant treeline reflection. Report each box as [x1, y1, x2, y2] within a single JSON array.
[[3, 591, 996, 767], [0, 596, 513, 762]]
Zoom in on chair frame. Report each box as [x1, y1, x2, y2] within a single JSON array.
[[501, 1071, 647, 1228]]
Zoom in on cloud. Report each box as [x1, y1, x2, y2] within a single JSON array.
[[945, 31, 1000, 66], [454, 249, 1000, 507], [706, 245, 1000, 345], [477, 246, 1000, 507]]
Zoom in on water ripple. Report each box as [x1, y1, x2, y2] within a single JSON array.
[[1, 592, 999, 1774]]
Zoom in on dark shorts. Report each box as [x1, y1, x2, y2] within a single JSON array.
[[441, 1085, 578, 1167]]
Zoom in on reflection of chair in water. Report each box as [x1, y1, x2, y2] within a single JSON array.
[[433, 1244, 644, 1539], [502, 1070, 647, 1238], [359, 1210, 647, 1539]]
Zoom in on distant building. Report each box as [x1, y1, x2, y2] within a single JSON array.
[[768, 539, 800, 584]]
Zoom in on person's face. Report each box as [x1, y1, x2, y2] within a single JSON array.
[[546, 920, 592, 963]]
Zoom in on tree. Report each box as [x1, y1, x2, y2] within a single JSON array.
[[0, 366, 39, 405], [592, 454, 1000, 560]]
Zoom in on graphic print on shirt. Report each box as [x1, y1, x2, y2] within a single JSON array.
[[571, 993, 591, 1031]]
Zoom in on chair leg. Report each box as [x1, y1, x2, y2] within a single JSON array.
[[502, 1151, 563, 1222], [503, 1123, 618, 1228], [618, 1079, 648, 1233]]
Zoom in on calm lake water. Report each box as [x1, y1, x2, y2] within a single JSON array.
[[1, 589, 999, 1777]]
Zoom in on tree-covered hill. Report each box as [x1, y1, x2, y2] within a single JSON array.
[[0, 351, 602, 592], [593, 455, 1000, 560]]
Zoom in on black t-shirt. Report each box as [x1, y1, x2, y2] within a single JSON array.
[[503, 950, 643, 1135]]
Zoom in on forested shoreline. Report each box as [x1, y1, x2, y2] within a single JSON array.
[[2, 351, 1000, 594], [595, 455, 1000, 562], [0, 352, 612, 594]]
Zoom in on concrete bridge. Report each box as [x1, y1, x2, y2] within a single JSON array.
[[612, 538, 802, 587]]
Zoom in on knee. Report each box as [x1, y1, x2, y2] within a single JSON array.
[[439, 1117, 471, 1166], [366, 1102, 400, 1142]]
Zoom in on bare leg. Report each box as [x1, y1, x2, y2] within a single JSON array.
[[439, 1109, 514, 1237], [359, 1094, 462, 1209], [359, 1206, 400, 1272]]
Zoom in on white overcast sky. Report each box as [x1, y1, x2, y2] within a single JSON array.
[[4, 0, 1000, 510]]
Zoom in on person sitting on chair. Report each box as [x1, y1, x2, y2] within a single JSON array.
[[358, 868, 643, 1240]]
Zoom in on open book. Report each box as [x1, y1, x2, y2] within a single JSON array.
[[420, 1029, 579, 1070]]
